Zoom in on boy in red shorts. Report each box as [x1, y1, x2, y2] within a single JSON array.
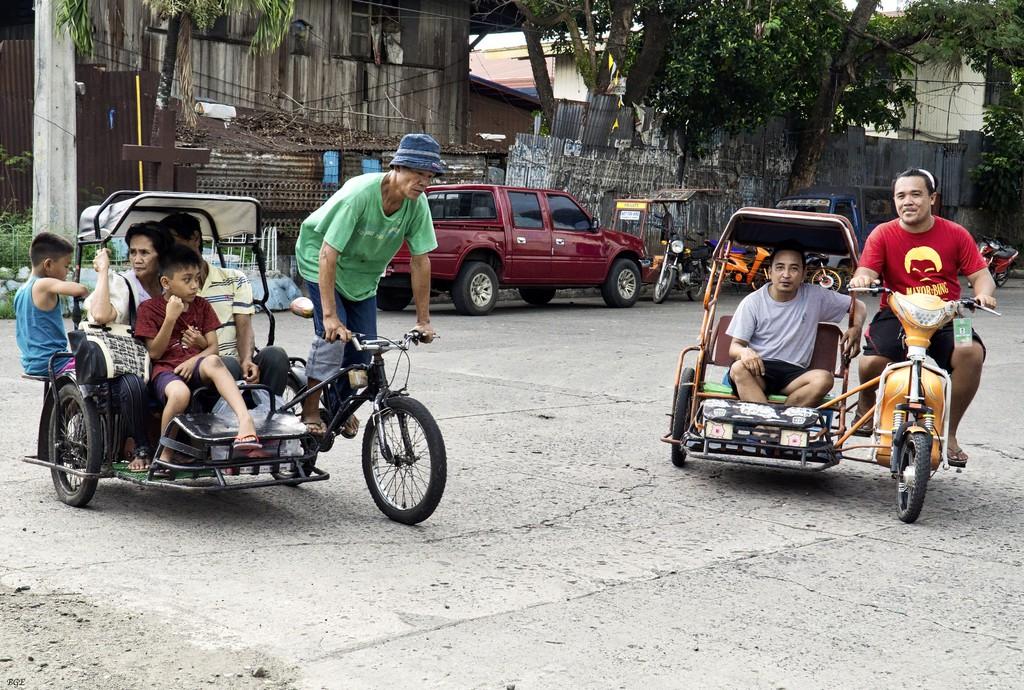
[[134, 245, 260, 468]]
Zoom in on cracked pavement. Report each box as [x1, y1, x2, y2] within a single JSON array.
[[1, 285, 1022, 688]]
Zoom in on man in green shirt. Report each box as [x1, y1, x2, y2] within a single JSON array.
[[295, 133, 440, 436]]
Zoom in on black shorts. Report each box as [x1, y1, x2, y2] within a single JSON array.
[[863, 308, 985, 373], [729, 359, 808, 397]]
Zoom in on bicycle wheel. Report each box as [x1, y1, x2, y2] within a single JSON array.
[[362, 396, 447, 524], [49, 382, 103, 507], [810, 268, 843, 292]]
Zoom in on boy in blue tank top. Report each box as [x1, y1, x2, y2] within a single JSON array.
[[14, 232, 89, 376]]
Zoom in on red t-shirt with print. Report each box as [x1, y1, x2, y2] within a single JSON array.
[[134, 295, 220, 376], [859, 216, 987, 308]]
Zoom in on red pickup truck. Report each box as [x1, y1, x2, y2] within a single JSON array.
[[379, 184, 651, 315]]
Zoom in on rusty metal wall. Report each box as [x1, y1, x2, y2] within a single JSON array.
[[0, 40, 159, 213], [468, 92, 533, 151], [0, 40, 34, 210]]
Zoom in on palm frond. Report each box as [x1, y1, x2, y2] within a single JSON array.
[[56, 0, 94, 55], [221, 0, 295, 53]]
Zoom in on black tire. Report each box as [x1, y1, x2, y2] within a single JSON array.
[[994, 270, 1009, 287], [519, 288, 556, 305], [452, 261, 498, 316], [894, 430, 932, 523], [377, 287, 413, 311], [671, 368, 695, 467], [49, 382, 103, 507], [685, 262, 709, 302], [652, 257, 675, 304], [362, 396, 447, 525], [601, 258, 641, 308]]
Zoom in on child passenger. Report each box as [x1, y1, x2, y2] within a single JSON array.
[[133, 244, 261, 466], [14, 232, 89, 376]]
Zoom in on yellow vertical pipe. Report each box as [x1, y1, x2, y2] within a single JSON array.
[[135, 74, 144, 190]]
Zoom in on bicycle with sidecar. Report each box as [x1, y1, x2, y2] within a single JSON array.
[[662, 207, 998, 523], [22, 191, 446, 525]]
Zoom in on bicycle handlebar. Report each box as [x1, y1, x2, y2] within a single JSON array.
[[848, 285, 1001, 316], [350, 330, 438, 352]]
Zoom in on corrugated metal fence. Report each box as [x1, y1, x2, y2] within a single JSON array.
[[0, 40, 159, 213]]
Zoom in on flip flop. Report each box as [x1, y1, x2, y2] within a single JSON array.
[[341, 415, 360, 440], [947, 447, 969, 468], [232, 434, 263, 452]]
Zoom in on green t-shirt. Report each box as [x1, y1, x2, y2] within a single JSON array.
[[295, 172, 438, 301]]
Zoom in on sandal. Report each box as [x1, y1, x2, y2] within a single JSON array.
[[232, 434, 262, 452], [341, 415, 360, 439], [127, 446, 152, 472], [947, 447, 969, 468]]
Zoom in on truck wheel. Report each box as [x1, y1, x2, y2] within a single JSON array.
[[377, 287, 412, 311], [452, 261, 498, 316], [519, 288, 555, 305], [601, 258, 640, 308]]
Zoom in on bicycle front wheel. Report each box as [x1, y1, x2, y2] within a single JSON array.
[[362, 396, 447, 524]]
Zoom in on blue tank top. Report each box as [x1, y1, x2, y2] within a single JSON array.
[[14, 276, 69, 375]]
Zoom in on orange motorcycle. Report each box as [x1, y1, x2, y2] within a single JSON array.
[[711, 239, 771, 289]]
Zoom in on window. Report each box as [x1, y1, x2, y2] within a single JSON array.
[[863, 189, 896, 224], [547, 195, 590, 231], [426, 192, 496, 220], [833, 201, 856, 226], [508, 192, 543, 229], [350, 1, 371, 57]]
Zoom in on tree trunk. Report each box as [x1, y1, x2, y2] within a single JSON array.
[[524, 22, 555, 124], [623, 5, 671, 107], [787, 0, 879, 194], [595, 0, 634, 93], [152, 13, 182, 142]]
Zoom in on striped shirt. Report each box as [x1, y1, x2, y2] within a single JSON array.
[[201, 263, 254, 358]]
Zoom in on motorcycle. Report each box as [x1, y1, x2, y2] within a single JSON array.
[[652, 235, 712, 303], [977, 236, 1018, 287]]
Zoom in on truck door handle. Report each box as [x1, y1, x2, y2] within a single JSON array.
[[516, 237, 527, 244], [555, 238, 565, 246]]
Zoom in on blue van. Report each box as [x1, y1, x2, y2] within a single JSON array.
[[775, 186, 896, 250]]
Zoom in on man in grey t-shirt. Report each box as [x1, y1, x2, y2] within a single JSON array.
[[728, 245, 866, 405]]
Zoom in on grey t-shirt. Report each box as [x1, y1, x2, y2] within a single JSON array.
[[726, 284, 851, 368]]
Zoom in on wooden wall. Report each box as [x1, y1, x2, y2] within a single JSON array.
[[83, 0, 469, 143]]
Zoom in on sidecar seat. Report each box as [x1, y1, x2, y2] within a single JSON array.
[[701, 315, 842, 403]]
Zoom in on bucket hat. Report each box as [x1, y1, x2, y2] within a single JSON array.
[[390, 133, 446, 174]]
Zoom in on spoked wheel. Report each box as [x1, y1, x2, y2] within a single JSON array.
[[685, 262, 710, 302], [671, 368, 695, 467], [49, 382, 103, 507], [810, 267, 843, 292], [362, 396, 447, 524], [894, 431, 932, 523], [652, 257, 675, 304]]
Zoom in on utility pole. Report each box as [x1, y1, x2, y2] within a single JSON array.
[[32, 0, 78, 240]]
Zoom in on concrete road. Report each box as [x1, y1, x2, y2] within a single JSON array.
[[1, 284, 1022, 689]]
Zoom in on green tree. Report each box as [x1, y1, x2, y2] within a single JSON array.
[[516, 0, 678, 122], [648, 1, 913, 162], [57, 0, 293, 133], [971, 75, 1024, 218]]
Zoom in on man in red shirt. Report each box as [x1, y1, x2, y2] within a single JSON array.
[[849, 168, 996, 466]]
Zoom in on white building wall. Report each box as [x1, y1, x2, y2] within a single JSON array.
[[870, 61, 987, 142], [553, 54, 589, 101]]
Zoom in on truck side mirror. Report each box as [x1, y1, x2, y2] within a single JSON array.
[[590, 217, 600, 232]]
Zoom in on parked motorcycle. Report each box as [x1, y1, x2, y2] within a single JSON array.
[[652, 235, 713, 303], [977, 236, 1018, 287]]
